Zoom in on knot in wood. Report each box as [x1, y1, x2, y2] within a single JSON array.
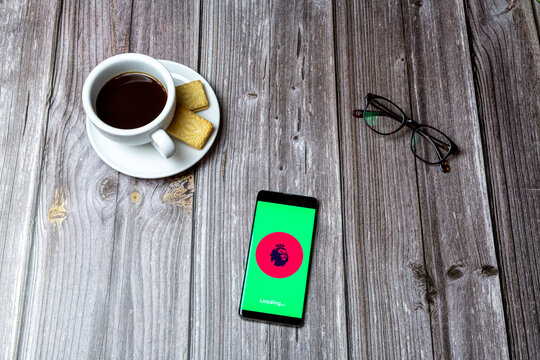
[[481, 265, 498, 277], [130, 191, 140, 203], [409, 262, 438, 305], [162, 174, 194, 213], [47, 189, 67, 228], [447, 265, 464, 280], [99, 178, 117, 199]]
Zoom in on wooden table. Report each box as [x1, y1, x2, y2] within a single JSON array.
[[1, 1, 538, 359]]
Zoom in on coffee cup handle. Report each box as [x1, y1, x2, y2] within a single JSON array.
[[151, 129, 176, 159]]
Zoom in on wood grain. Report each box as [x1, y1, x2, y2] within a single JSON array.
[[334, 0, 434, 358], [265, 2, 347, 358], [15, 1, 132, 358], [464, 0, 540, 358], [99, 173, 195, 360], [190, 0, 348, 358], [2, 0, 538, 358], [190, 2, 273, 357], [97, 0, 200, 358], [0, 0, 61, 358], [401, 0, 509, 358], [14, 0, 202, 359]]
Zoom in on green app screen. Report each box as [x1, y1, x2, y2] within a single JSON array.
[[240, 201, 316, 318]]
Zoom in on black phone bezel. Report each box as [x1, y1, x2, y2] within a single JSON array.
[[238, 190, 318, 327]]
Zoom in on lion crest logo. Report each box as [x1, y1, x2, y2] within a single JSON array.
[[270, 244, 288, 267]]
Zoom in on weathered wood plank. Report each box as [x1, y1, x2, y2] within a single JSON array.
[[4, 1, 533, 359], [16, 0, 202, 359], [334, 0, 434, 358], [0, 1, 61, 358], [265, 2, 347, 358], [190, 3, 273, 358], [191, 0, 348, 358], [15, 1, 133, 358], [464, 0, 540, 358], [401, 0, 509, 358], [97, 0, 200, 358], [99, 173, 195, 360]]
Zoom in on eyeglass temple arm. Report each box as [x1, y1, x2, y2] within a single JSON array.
[[413, 127, 451, 152], [353, 109, 403, 122], [414, 126, 458, 156], [414, 128, 451, 173]]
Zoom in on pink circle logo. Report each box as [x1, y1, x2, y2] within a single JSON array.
[[255, 232, 303, 278]]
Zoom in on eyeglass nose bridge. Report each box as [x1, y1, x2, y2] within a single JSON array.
[[404, 118, 421, 130]]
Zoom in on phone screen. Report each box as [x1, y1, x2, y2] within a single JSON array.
[[239, 191, 317, 326]]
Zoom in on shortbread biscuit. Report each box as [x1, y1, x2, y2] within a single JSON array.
[[167, 105, 213, 150], [175, 80, 209, 112]]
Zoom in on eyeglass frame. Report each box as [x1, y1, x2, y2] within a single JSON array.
[[353, 93, 459, 173]]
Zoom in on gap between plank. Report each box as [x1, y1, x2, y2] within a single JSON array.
[[531, 0, 540, 45], [187, 0, 204, 356], [186, 167, 197, 360], [331, 0, 352, 358], [128, 0, 135, 51]]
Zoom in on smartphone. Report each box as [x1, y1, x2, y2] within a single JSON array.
[[239, 190, 318, 327]]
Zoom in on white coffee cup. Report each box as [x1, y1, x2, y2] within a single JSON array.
[[82, 53, 176, 158]]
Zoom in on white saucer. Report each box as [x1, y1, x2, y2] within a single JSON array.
[[86, 60, 220, 179]]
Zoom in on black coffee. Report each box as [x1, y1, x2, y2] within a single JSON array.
[[96, 72, 167, 129]]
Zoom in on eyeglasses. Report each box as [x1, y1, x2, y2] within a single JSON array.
[[353, 93, 458, 173]]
